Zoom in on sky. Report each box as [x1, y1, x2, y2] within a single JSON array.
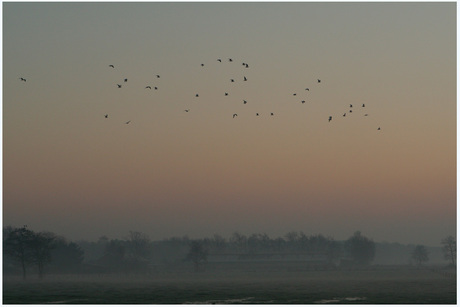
[[3, 2, 456, 246]]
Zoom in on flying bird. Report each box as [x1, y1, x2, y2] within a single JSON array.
[[343, 113, 346, 117], [270, 113, 274, 116], [154, 87, 158, 90], [109, 65, 114, 68], [217, 59, 222, 62], [244, 76, 247, 81], [305, 88, 309, 91], [245, 64, 249, 68], [124, 78, 128, 82], [201, 64, 204, 66], [233, 114, 237, 118], [225, 93, 228, 96], [229, 58, 233, 62], [19, 77, 26, 82], [328, 116, 332, 122], [145, 86, 152, 89], [231, 79, 235, 82], [125, 121, 131, 124], [256, 113, 259, 116], [195, 94, 199, 97], [350, 104, 353, 108], [243, 100, 247, 104], [362, 104, 365, 107], [293, 93, 297, 96], [317, 79, 321, 83], [117, 84, 122, 88], [156, 75, 160, 78], [185, 109, 190, 112], [378, 127, 381, 130], [104, 114, 108, 118]]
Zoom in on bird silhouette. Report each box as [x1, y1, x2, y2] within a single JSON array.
[[293, 93, 297, 96], [154, 87, 158, 90], [364, 114, 368, 116], [243, 100, 247, 104], [125, 121, 131, 124], [185, 109, 190, 112], [245, 64, 249, 68], [225, 93, 228, 96], [378, 127, 381, 130], [343, 113, 346, 117], [362, 104, 365, 107], [233, 114, 237, 118], [305, 88, 309, 91], [195, 94, 199, 97], [145, 86, 152, 89], [201, 64, 204, 67], [217, 59, 222, 62], [317, 79, 321, 83], [19, 77, 26, 82], [270, 113, 274, 116], [229, 58, 233, 62], [350, 104, 353, 108], [156, 75, 160, 78], [124, 78, 128, 82], [244, 76, 247, 81], [256, 113, 259, 116], [231, 79, 235, 82], [328, 116, 332, 122], [301, 100, 306, 104], [117, 84, 122, 88], [104, 114, 108, 118], [109, 65, 114, 68]]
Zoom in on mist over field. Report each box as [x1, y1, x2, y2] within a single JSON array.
[[3, 226, 457, 304]]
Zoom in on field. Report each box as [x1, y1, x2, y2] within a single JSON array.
[[3, 265, 456, 304]]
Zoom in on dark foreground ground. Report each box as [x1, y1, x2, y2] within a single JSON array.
[[3, 265, 456, 304]]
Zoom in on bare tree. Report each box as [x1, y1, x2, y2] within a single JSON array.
[[186, 240, 208, 271], [4, 226, 35, 280], [441, 236, 456, 267], [344, 231, 375, 266], [230, 232, 247, 253], [30, 232, 56, 279], [127, 231, 151, 259], [411, 245, 429, 266], [3, 227, 56, 279]]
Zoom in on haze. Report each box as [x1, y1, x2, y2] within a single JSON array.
[[3, 2, 456, 246]]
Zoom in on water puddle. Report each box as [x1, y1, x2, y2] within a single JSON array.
[[315, 296, 367, 304], [184, 297, 255, 304]]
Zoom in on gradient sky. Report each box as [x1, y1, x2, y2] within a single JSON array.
[[3, 2, 456, 246]]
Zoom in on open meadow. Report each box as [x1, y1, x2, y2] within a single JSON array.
[[3, 265, 456, 304]]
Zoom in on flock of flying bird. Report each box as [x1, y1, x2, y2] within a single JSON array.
[[19, 58, 381, 130]]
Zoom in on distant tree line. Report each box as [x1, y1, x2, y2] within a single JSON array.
[[3, 225, 456, 279]]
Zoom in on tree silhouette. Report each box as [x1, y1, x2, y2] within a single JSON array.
[[30, 232, 56, 279], [186, 240, 208, 272], [441, 236, 456, 267], [3, 227, 56, 279], [50, 237, 85, 273], [411, 245, 429, 266], [344, 231, 375, 266], [126, 231, 151, 271], [4, 226, 35, 280]]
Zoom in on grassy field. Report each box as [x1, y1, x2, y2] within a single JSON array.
[[3, 265, 456, 304]]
